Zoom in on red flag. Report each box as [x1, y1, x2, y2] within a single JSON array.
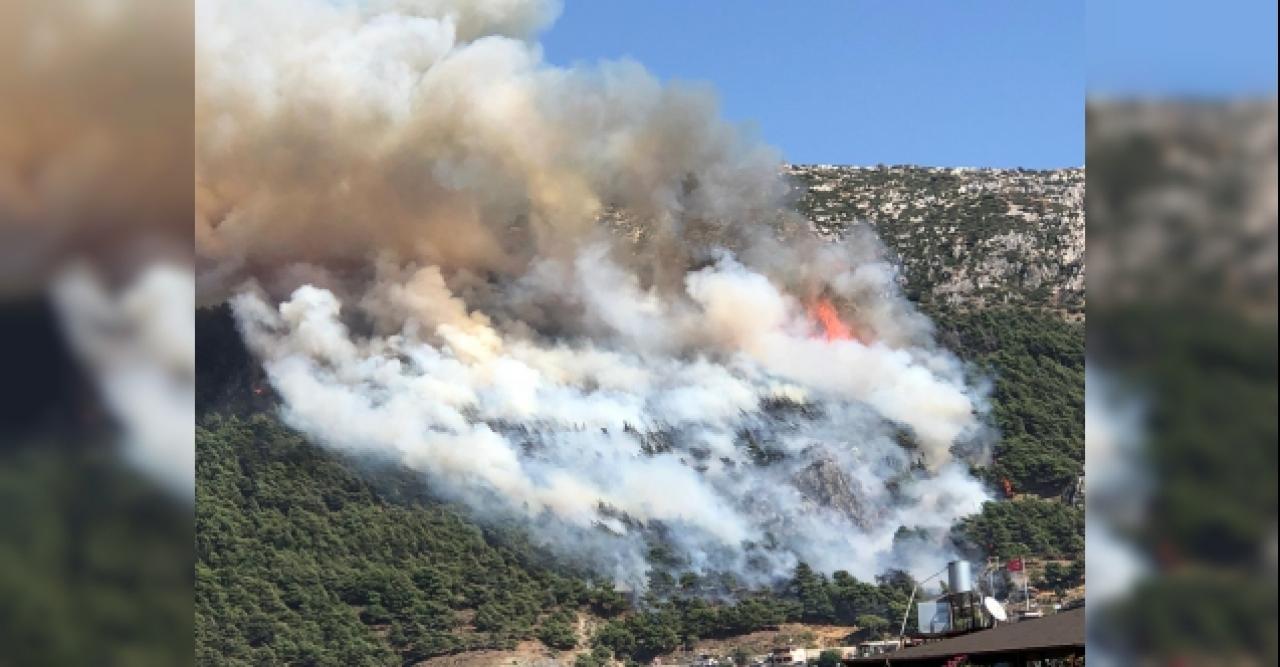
[[1006, 557, 1024, 572]]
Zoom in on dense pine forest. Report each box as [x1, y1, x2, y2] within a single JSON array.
[[196, 414, 930, 666]]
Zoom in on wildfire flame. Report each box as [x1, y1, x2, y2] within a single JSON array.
[[808, 297, 856, 342]]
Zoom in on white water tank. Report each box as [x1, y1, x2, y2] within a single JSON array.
[[947, 560, 973, 594]]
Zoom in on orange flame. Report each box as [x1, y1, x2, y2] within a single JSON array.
[[808, 297, 855, 342]]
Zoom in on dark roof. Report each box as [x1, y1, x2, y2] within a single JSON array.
[[848, 608, 1084, 664]]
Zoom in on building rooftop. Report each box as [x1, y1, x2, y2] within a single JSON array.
[[846, 607, 1084, 664]]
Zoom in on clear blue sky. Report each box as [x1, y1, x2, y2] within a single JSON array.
[[541, 1, 1084, 168], [1087, 0, 1278, 97]]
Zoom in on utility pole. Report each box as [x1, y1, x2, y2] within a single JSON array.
[[987, 559, 994, 597], [1023, 566, 1030, 612]]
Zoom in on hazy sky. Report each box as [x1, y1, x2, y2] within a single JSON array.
[[542, 1, 1084, 168]]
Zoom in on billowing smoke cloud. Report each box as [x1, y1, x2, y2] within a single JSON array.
[[196, 0, 784, 296], [2, 0, 192, 297], [2, 0, 194, 498], [200, 0, 992, 588], [231, 246, 989, 586]]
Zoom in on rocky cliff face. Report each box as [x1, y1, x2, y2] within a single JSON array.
[[594, 164, 1086, 318], [793, 458, 875, 530], [1087, 100, 1277, 314], [787, 165, 1085, 317], [791, 457, 869, 529]]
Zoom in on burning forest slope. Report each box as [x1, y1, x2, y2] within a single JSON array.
[[192, 3, 1085, 664], [196, 168, 1085, 667], [788, 164, 1086, 502]]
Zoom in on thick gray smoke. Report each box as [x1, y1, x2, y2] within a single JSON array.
[[201, 0, 992, 588]]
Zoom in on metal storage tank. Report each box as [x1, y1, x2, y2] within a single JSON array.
[[947, 560, 973, 594]]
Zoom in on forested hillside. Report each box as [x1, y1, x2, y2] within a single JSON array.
[[196, 165, 1086, 665], [196, 414, 628, 665], [196, 414, 923, 666], [938, 308, 1084, 499]]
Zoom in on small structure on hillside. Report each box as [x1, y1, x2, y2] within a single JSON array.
[[765, 645, 804, 663], [854, 640, 900, 658], [764, 646, 866, 664]]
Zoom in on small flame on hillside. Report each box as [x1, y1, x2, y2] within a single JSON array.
[[809, 297, 857, 342]]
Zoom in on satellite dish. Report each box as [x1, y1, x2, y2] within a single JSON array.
[[983, 597, 1008, 622]]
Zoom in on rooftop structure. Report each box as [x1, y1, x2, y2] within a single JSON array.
[[846, 607, 1084, 666]]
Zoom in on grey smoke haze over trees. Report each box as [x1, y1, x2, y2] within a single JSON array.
[[199, 0, 995, 588]]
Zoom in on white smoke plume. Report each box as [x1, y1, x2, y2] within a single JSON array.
[[1083, 368, 1150, 606], [200, 0, 992, 588], [52, 263, 196, 500]]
